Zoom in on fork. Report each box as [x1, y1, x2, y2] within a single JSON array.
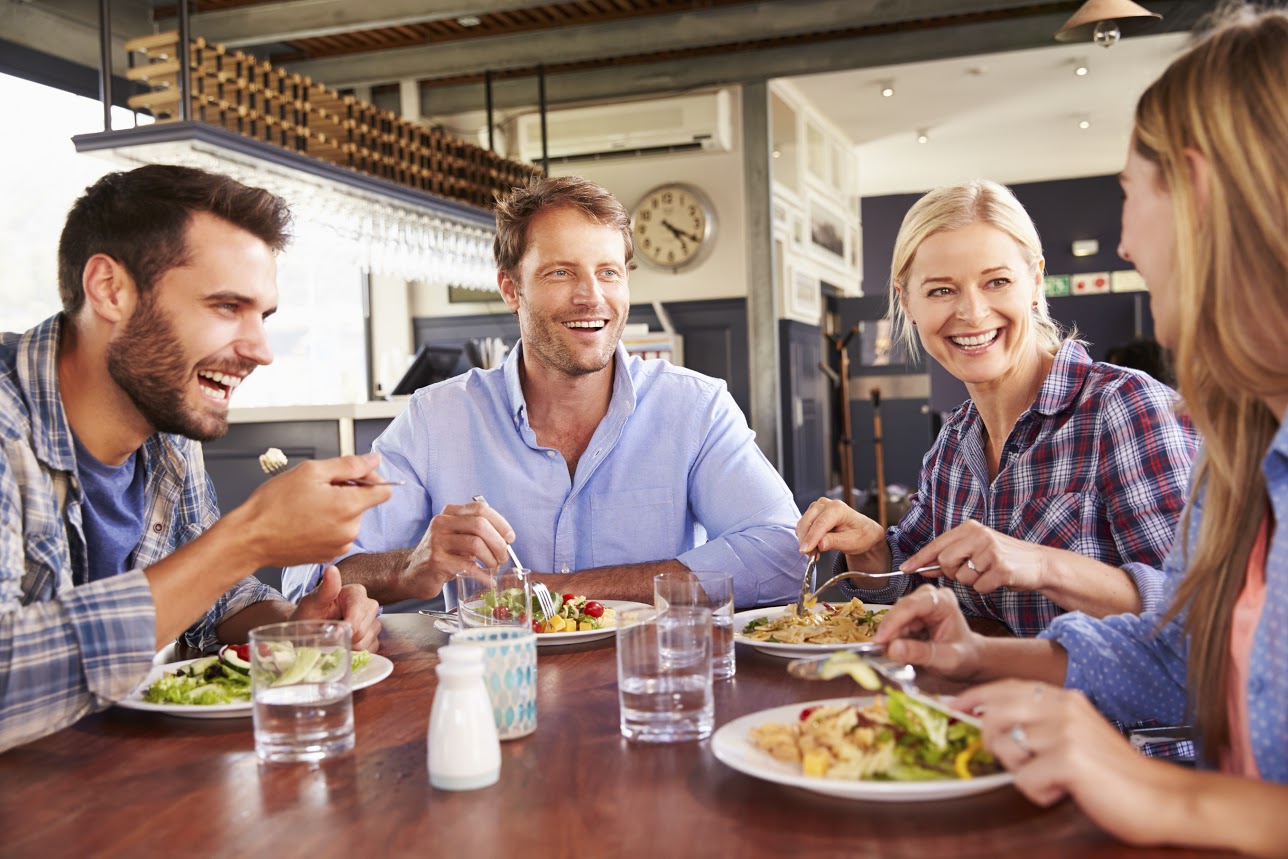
[[787, 652, 980, 727], [803, 565, 941, 605], [795, 553, 819, 617], [469, 495, 556, 622], [258, 449, 404, 486]]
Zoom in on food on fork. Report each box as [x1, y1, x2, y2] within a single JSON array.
[[740, 598, 885, 645], [258, 447, 288, 474]]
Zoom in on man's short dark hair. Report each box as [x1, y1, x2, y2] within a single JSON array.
[[57, 164, 292, 314], [492, 175, 634, 277]]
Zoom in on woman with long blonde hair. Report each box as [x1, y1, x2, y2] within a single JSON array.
[[873, 6, 1288, 852]]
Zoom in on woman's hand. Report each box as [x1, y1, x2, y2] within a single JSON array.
[[796, 497, 892, 574], [902, 520, 1051, 594], [872, 585, 986, 682], [954, 680, 1189, 848]]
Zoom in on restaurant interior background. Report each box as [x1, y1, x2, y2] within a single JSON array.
[[1, 1, 1213, 587]]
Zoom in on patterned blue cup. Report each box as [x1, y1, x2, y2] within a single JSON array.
[[451, 627, 537, 740]]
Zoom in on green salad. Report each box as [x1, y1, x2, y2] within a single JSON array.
[[141, 644, 372, 706]]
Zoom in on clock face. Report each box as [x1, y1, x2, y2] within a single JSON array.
[[631, 184, 714, 271]]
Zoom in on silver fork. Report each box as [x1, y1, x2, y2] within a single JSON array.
[[787, 652, 980, 727], [795, 553, 819, 617], [258, 448, 404, 486], [803, 566, 941, 605]]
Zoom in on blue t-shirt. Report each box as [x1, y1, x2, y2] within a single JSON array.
[[72, 432, 148, 583]]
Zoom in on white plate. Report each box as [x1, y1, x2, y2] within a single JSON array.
[[116, 653, 394, 719], [434, 600, 651, 647], [732, 604, 892, 658], [712, 697, 1013, 802]]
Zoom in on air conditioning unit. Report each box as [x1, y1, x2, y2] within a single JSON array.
[[514, 90, 732, 164]]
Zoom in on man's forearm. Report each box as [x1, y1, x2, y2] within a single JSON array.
[[215, 598, 295, 644], [336, 549, 415, 603], [531, 559, 689, 605]]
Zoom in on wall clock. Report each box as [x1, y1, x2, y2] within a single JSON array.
[[630, 183, 716, 272]]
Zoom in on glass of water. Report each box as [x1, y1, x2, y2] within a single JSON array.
[[654, 571, 736, 680], [616, 606, 713, 743], [250, 620, 354, 764]]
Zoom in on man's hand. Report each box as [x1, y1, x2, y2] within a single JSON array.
[[292, 565, 382, 653], [397, 499, 516, 600], [230, 453, 393, 570]]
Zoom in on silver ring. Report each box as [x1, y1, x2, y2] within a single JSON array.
[[1009, 723, 1033, 756], [966, 558, 977, 571], [928, 587, 940, 607]]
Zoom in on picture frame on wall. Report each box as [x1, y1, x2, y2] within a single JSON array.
[[788, 266, 822, 322], [808, 201, 847, 264]]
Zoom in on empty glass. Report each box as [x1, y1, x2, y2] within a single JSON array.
[[616, 606, 713, 743]]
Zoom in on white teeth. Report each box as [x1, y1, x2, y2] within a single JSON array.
[[564, 320, 606, 329], [950, 330, 999, 347], [198, 370, 244, 389]]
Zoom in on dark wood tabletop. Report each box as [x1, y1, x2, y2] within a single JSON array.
[[0, 614, 1232, 858]]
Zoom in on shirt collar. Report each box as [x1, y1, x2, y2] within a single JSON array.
[[1030, 340, 1092, 417], [503, 339, 637, 427]]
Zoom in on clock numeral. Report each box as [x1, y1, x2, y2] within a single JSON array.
[[640, 209, 651, 221], [650, 198, 659, 209], [688, 205, 697, 216], [643, 237, 652, 249], [662, 192, 673, 204], [667, 250, 675, 262]]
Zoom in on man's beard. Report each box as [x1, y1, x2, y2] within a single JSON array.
[[518, 307, 624, 378], [105, 296, 230, 442]]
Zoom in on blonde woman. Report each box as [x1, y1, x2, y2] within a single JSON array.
[[874, 6, 1288, 852], [798, 180, 1197, 635]]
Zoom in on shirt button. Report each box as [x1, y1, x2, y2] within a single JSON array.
[[546, 451, 556, 458], [152, 523, 163, 532]]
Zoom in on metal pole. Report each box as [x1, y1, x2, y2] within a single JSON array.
[[98, 0, 112, 131], [178, 0, 192, 121], [537, 64, 549, 175], [485, 70, 495, 153]]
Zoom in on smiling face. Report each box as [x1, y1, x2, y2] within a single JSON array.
[[900, 222, 1045, 393], [106, 212, 277, 441], [1118, 147, 1180, 348], [499, 205, 630, 380]]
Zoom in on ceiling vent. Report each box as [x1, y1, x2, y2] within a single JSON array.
[[514, 90, 732, 164]]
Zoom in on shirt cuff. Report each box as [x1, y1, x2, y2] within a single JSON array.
[[1121, 562, 1166, 613], [678, 541, 760, 608], [61, 569, 157, 704], [280, 563, 326, 602]]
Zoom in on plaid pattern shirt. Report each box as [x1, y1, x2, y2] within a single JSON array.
[[841, 341, 1199, 636], [0, 316, 284, 752]]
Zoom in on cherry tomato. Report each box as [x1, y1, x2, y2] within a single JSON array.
[[583, 601, 604, 619], [492, 605, 512, 620], [799, 706, 821, 721], [230, 644, 251, 662], [562, 593, 577, 604], [532, 620, 543, 633]]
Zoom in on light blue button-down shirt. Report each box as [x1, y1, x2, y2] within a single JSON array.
[[283, 341, 805, 609]]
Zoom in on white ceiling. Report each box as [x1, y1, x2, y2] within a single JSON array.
[[781, 31, 1192, 197]]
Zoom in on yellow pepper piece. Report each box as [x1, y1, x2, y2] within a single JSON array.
[[954, 738, 982, 779], [802, 750, 829, 777]]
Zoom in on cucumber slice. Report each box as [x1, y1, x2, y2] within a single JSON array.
[[817, 652, 882, 691], [218, 645, 251, 675], [271, 646, 322, 687]]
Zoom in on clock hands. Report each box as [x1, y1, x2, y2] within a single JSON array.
[[661, 219, 701, 245]]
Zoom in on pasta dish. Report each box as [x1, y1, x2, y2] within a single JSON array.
[[739, 598, 885, 645]]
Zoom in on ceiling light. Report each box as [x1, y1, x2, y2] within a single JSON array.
[[1078, 118, 1091, 130], [916, 129, 929, 144], [1075, 64, 1089, 76], [456, 15, 482, 27], [1055, 0, 1162, 47], [772, 149, 781, 159], [880, 81, 895, 98]]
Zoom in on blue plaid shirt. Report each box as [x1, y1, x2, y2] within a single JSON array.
[[0, 316, 284, 752], [842, 341, 1199, 635]]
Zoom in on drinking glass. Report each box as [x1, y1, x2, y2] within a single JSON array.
[[250, 620, 354, 764], [455, 570, 533, 631], [654, 571, 736, 679], [616, 606, 713, 742]]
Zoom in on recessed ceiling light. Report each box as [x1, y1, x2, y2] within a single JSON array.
[[456, 15, 482, 27], [1078, 118, 1091, 130], [880, 81, 895, 98], [772, 149, 782, 159], [1075, 64, 1089, 76], [916, 129, 929, 144]]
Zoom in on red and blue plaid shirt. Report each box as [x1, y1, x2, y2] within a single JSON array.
[[842, 340, 1199, 637]]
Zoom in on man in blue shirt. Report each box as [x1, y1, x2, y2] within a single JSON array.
[[0, 165, 390, 752], [287, 176, 804, 610]]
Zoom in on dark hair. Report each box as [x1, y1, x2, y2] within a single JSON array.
[[492, 175, 634, 276], [57, 164, 292, 314], [1105, 337, 1175, 388]]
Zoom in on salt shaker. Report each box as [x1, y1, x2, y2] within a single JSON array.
[[427, 645, 501, 790]]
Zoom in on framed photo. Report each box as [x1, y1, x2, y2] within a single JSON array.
[[808, 201, 847, 264], [787, 266, 822, 322]]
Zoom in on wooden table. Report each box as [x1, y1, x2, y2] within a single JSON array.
[[0, 615, 1230, 858]]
